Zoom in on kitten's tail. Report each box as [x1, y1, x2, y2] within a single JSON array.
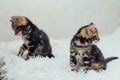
[[47, 54, 55, 58], [46, 46, 55, 58], [102, 57, 118, 70], [105, 57, 118, 64]]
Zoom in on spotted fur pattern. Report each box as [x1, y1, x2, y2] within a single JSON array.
[[70, 23, 100, 72], [10, 16, 54, 60], [70, 22, 118, 72]]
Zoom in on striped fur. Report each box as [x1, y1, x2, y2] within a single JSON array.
[[70, 23, 100, 72], [10, 16, 54, 60], [70, 23, 118, 72]]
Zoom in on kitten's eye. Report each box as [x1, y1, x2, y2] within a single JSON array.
[[17, 27, 21, 30], [93, 36, 96, 39], [18, 28, 20, 30]]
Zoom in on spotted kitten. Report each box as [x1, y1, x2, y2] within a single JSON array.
[[70, 23, 118, 72], [10, 16, 54, 60]]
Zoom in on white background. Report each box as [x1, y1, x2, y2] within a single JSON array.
[[0, 0, 120, 42]]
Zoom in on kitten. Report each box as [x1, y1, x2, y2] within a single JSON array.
[[70, 22, 118, 72], [70, 22, 100, 72], [10, 16, 54, 60]]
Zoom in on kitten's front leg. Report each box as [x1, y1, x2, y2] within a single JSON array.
[[70, 55, 80, 72], [25, 46, 35, 60], [83, 66, 91, 73], [25, 52, 30, 60], [18, 43, 27, 57]]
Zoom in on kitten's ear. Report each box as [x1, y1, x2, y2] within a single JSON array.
[[80, 27, 89, 38], [11, 16, 18, 22], [82, 23, 94, 36], [86, 27, 91, 36], [87, 24, 95, 36]]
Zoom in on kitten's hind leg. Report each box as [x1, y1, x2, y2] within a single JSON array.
[[91, 63, 104, 72], [44, 48, 55, 58], [45, 46, 55, 58]]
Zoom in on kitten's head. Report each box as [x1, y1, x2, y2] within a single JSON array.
[[76, 22, 100, 44], [10, 16, 28, 36]]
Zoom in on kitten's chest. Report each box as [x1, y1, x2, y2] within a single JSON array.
[[22, 35, 30, 46], [76, 47, 91, 55]]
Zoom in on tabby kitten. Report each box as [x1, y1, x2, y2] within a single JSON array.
[[10, 16, 54, 60], [70, 22, 99, 72], [70, 23, 118, 72]]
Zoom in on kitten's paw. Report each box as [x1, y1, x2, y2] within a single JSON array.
[[95, 65, 103, 72], [83, 66, 91, 73], [24, 57, 29, 60], [17, 53, 20, 56], [24, 54, 30, 60], [71, 69, 79, 72], [91, 63, 103, 72]]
